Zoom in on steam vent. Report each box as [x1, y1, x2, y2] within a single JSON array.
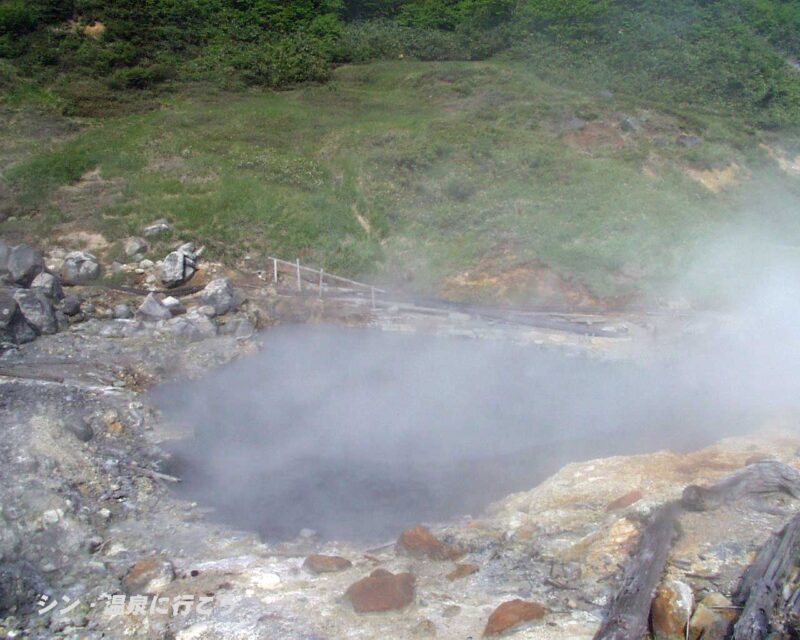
[[4, 4, 800, 637]]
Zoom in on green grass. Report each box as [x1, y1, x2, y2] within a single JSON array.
[[5, 59, 800, 304]]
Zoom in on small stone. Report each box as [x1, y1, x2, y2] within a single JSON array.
[[250, 570, 281, 590], [63, 417, 94, 442], [122, 556, 175, 594], [42, 509, 62, 524], [652, 580, 693, 640], [113, 303, 133, 319], [483, 600, 547, 637], [111, 261, 124, 275], [124, 237, 148, 257], [200, 278, 235, 316], [162, 296, 185, 316], [143, 219, 171, 237], [139, 259, 155, 269], [345, 569, 415, 613], [30, 272, 64, 300], [688, 593, 737, 640], [606, 489, 643, 511], [412, 619, 437, 637], [137, 293, 171, 321], [60, 251, 100, 285], [446, 563, 479, 581], [620, 116, 641, 132], [397, 526, 462, 561], [61, 295, 82, 316], [303, 554, 352, 574]]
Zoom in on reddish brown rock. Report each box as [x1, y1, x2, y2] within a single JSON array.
[[396, 526, 463, 560], [483, 599, 547, 636], [606, 489, 643, 511], [303, 554, 352, 574], [446, 563, 479, 581], [688, 593, 737, 640], [122, 556, 175, 594], [651, 580, 693, 640], [345, 569, 415, 613]]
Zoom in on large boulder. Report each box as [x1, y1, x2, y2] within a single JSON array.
[[60, 251, 100, 285], [200, 277, 235, 316], [7, 244, 44, 286], [160, 243, 197, 288], [0, 290, 17, 330], [136, 293, 172, 322], [13, 289, 57, 335], [30, 272, 64, 300]]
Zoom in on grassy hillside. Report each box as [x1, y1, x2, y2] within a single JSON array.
[[4, 58, 800, 306], [2, 0, 800, 307]]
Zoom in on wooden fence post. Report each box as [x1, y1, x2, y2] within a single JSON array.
[[296, 258, 302, 292]]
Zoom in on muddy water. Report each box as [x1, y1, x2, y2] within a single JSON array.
[[153, 325, 766, 542]]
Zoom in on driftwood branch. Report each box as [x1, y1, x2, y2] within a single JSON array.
[[681, 461, 800, 512], [593, 502, 681, 640], [731, 512, 800, 640], [595, 461, 800, 640]]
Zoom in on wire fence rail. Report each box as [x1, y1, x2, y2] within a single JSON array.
[[267, 256, 385, 308]]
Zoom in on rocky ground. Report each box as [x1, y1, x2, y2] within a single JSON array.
[[0, 231, 798, 639]]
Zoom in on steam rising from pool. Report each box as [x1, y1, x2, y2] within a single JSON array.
[[153, 284, 800, 542]]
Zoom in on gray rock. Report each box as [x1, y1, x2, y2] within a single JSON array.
[[63, 417, 94, 442], [61, 295, 82, 316], [124, 237, 148, 257], [30, 272, 64, 300], [0, 240, 10, 273], [60, 251, 100, 285], [160, 244, 197, 288], [136, 293, 171, 322], [164, 313, 217, 340], [620, 116, 640, 132], [162, 296, 185, 316], [7, 244, 44, 286], [113, 303, 133, 320], [220, 318, 255, 338], [143, 219, 171, 237], [201, 278, 235, 316], [111, 261, 124, 275], [9, 315, 36, 344], [0, 290, 18, 330], [13, 289, 57, 335]]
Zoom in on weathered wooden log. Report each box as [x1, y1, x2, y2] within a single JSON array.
[[595, 461, 800, 640], [681, 461, 800, 512], [593, 502, 681, 640], [731, 512, 800, 640]]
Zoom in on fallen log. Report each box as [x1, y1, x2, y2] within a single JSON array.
[[681, 460, 800, 512], [595, 461, 800, 640], [731, 512, 800, 640], [593, 502, 681, 640]]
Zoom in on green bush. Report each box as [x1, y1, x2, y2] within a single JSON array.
[[0, 0, 38, 37]]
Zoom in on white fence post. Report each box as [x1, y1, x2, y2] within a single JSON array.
[[273, 257, 278, 284], [319, 268, 324, 298]]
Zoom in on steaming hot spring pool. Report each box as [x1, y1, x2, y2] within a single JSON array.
[[153, 325, 762, 543]]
